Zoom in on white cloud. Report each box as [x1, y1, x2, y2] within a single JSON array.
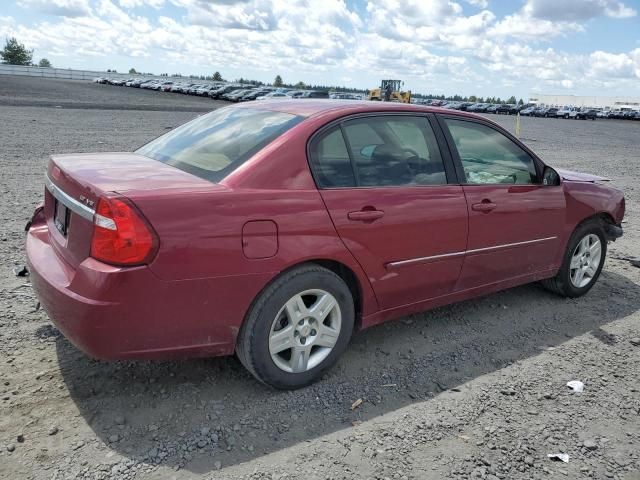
[[119, 0, 165, 8], [523, 0, 636, 21], [17, 0, 92, 17], [6, 0, 640, 97]]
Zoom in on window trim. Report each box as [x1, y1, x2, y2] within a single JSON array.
[[435, 114, 546, 186], [306, 112, 457, 190]]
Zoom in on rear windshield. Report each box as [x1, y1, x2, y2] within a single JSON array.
[[136, 107, 303, 182]]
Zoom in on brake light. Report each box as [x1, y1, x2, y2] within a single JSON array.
[[90, 196, 158, 266]]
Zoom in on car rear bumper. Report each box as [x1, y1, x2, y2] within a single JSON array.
[[26, 218, 274, 360]]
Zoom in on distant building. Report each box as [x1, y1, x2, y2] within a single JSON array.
[[529, 93, 640, 110]]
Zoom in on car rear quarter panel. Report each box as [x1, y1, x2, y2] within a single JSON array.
[[130, 187, 379, 320]]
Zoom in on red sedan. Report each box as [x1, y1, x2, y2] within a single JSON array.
[[26, 101, 625, 389]]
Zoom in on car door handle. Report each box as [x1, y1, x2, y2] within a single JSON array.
[[472, 201, 497, 212], [348, 209, 385, 222]]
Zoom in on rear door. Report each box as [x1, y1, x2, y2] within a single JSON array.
[[438, 116, 566, 290], [309, 114, 468, 309]]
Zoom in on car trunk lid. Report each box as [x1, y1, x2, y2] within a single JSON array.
[[44, 152, 221, 269]]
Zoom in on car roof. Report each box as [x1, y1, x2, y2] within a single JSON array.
[[234, 99, 482, 120]]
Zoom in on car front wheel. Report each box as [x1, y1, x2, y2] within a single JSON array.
[[236, 264, 355, 389], [541, 220, 607, 298]]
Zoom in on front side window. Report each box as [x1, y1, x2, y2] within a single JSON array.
[[444, 119, 538, 185], [137, 108, 303, 182]]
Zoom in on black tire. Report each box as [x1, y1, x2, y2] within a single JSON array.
[[236, 264, 355, 389], [540, 220, 607, 298]]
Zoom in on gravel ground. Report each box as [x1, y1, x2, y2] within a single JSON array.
[[1, 77, 639, 480]]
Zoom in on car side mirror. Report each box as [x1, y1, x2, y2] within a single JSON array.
[[542, 166, 561, 186]]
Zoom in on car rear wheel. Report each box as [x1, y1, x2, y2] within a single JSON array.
[[541, 220, 607, 298], [236, 264, 354, 389]]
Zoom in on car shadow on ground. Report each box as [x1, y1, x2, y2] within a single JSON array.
[[54, 270, 640, 474]]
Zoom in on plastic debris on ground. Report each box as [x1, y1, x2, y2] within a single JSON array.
[[566, 380, 584, 393]]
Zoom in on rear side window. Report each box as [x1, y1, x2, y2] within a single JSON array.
[[444, 119, 538, 185], [309, 128, 356, 188], [137, 108, 303, 182], [342, 116, 447, 187], [309, 116, 447, 188]]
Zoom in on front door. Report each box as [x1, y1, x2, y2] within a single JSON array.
[[438, 116, 566, 290], [308, 114, 468, 309]]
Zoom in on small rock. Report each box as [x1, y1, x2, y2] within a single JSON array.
[[524, 456, 534, 466], [48, 426, 59, 436], [16, 434, 24, 443], [500, 389, 516, 396], [214, 461, 222, 470], [114, 415, 126, 425], [7, 444, 15, 452], [583, 439, 598, 450], [197, 440, 207, 448], [108, 434, 119, 443], [630, 338, 640, 347], [13, 266, 29, 277]]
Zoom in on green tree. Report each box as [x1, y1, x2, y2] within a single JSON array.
[[212, 71, 223, 81], [294, 81, 305, 89], [38, 58, 51, 68], [506, 95, 517, 104], [468, 95, 477, 102], [274, 75, 283, 87], [128, 68, 138, 74], [0, 37, 33, 65], [518, 98, 524, 105]]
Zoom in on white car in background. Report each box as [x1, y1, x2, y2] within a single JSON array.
[[556, 106, 575, 119], [256, 92, 290, 100]]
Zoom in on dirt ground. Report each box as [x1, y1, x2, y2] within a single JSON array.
[[1, 76, 639, 480]]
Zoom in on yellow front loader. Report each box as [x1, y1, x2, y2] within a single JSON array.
[[368, 79, 411, 103]]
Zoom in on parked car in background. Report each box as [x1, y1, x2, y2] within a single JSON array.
[[185, 84, 204, 95], [556, 107, 575, 119], [485, 104, 499, 114], [520, 106, 537, 116], [241, 89, 273, 101], [495, 104, 513, 114], [286, 90, 305, 98], [299, 90, 330, 99], [570, 109, 598, 120], [257, 92, 290, 100], [170, 83, 194, 93], [209, 85, 244, 99], [224, 89, 253, 102], [27, 100, 625, 389], [535, 107, 559, 117], [140, 80, 158, 89], [195, 85, 216, 96]]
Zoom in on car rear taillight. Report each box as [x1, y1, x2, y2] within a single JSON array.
[[90, 195, 158, 266]]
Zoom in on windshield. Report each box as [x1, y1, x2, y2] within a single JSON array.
[[137, 107, 303, 182]]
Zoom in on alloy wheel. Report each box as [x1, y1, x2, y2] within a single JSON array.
[[268, 289, 342, 373], [569, 234, 602, 288]]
